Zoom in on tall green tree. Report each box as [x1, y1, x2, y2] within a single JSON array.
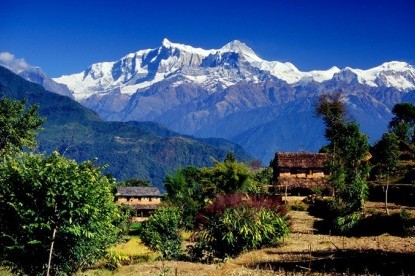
[[164, 166, 202, 228], [316, 93, 370, 232], [0, 152, 122, 275], [371, 132, 400, 214], [0, 97, 44, 154], [389, 102, 415, 142]]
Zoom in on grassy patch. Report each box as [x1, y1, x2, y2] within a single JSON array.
[[111, 237, 158, 259]]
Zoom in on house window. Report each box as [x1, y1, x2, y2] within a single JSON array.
[[149, 197, 153, 202]]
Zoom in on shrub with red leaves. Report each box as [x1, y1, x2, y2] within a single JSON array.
[[196, 193, 286, 225], [191, 193, 290, 260]]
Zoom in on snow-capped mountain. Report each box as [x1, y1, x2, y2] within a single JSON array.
[[334, 61, 415, 90], [54, 39, 415, 102], [50, 40, 415, 162]]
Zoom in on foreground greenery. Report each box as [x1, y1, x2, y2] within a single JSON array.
[[0, 152, 123, 275], [0, 97, 125, 275], [316, 93, 370, 232], [194, 194, 289, 260], [140, 207, 182, 260], [0, 97, 44, 154], [142, 153, 289, 261]]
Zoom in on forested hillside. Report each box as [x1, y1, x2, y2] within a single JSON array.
[[0, 66, 252, 188]]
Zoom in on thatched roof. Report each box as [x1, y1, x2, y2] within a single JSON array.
[[272, 152, 329, 169], [116, 187, 162, 197]]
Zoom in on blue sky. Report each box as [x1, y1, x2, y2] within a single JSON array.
[[1, 0, 414, 77]]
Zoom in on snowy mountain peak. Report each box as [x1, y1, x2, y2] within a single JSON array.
[[219, 40, 262, 62], [334, 61, 415, 90], [377, 61, 412, 71], [161, 38, 187, 50], [52, 40, 415, 101], [160, 38, 214, 56], [162, 38, 172, 47]]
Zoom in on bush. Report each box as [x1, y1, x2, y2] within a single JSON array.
[[308, 197, 334, 218], [399, 208, 415, 236], [193, 194, 289, 260], [104, 249, 130, 271], [334, 211, 362, 233], [344, 208, 415, 237], [139, 207, 182, 260], [0, 152, 121, 275]]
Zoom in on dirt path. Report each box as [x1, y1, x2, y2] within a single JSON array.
[[289, 210, 322, 234]]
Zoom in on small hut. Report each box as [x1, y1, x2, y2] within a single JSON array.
[[115, 187, 162, 218], [271, 152, 330, 192]]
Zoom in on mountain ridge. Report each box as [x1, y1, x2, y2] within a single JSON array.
[[54, 39, 415, 98], [6, 40, 415, 163]]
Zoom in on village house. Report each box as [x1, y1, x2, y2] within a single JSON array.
[[271, 152, 330, 193], [115, 186, 162, 218]]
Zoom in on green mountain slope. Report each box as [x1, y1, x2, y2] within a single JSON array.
[[0, 66, 252, 189]]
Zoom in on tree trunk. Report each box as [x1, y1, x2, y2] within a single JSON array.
[[46, 226, 58, 276], [385, 181, 389, 215]]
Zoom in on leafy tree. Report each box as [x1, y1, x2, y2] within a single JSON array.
[[200, 158, 259, 199], [0, 97, 44, 154], [371, 132, 400, 214], [316, 93, 370, 232], [139, 207, 182, 260], [194, 194, 289, 259], [164, 156, 268, 231], [254, 167, 273, 186], [389, 102, 415, 142], [164, 166, 202, 228], [0, 152, 122, 275], [315, 92, 347, 134]]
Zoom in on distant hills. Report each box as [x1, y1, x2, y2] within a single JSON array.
[[48, 39, 415, 163], [0, 66, 252, 189]]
